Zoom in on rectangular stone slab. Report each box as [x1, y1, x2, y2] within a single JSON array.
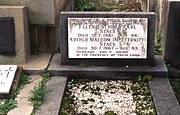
[[48, 53, 168, 79], [68, 18, 148, 59], [0, 65, 17, 94], [164, 1, 180, 67], [0, 17, 15, 55], [0, 66, 22, 99], [60, 12, 156, 66]]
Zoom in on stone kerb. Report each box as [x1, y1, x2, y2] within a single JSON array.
[[60, 12, 156, 66], [0, 6, 30, 64]]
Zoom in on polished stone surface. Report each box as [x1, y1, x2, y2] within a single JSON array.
[[60, 12, 156, 66], [164, 1, 180, 67]]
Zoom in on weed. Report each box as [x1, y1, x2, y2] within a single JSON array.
[[131, 75, 156, 115], [29, 71, 52, 113], [0, 73, 30, 114], [142, 75, 153, 82], [155, 33, 162, 55], [0, 99, 17, 115], [41, 71, 52, 84], [74, 0, 140, 11], [74, 0, 99, 11], [105, 111, 117, 115], [12, 73, 30, 96], [29, 81, 49, 110]]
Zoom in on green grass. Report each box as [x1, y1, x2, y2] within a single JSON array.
[[0, 99, 17, 115], [12, 73, 30, 96], [0, 73, 30, 115], [155, 33, 162, 55], [29, 82, 49, 110], [74, 0, 100, 11], [29, 71, 52, 114]]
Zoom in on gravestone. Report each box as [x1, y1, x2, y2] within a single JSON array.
[[61, 12, 155, 66], [0, 6, 30, 64], [0, 17, 15, 55], [164, 1, 180, 67], [48, 12, 167, 79], [0, 65, 17, 94]]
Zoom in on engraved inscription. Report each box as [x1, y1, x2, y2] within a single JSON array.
[[0, 65, 17, 94], [68, 18, 148, 59]]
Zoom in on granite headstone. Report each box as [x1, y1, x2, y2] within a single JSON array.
[[60, 12, 156, 66], [164, 1, 180, 67]]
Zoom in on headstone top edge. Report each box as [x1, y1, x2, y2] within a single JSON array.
[[0, 6, 26, 9], [61, 11, 156, 15]]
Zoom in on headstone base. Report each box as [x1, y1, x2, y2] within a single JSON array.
[[48, 53, 168, 79]]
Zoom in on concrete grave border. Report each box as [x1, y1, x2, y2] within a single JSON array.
[[35, 71, 180, 115]]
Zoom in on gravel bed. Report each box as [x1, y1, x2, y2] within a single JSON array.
[[61, 77, 156, 115]]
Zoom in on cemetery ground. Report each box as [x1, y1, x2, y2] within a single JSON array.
[[0, 0, 180, 115], [0, 53, 180, 115]]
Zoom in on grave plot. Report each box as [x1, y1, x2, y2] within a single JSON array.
[[48, 11, 169, 115], [60, 76, 156, 115], [60, 12, 155, 66]]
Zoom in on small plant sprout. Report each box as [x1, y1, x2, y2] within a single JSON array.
[[29, 71, 52, 113], [0, 73, 30, 114]]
